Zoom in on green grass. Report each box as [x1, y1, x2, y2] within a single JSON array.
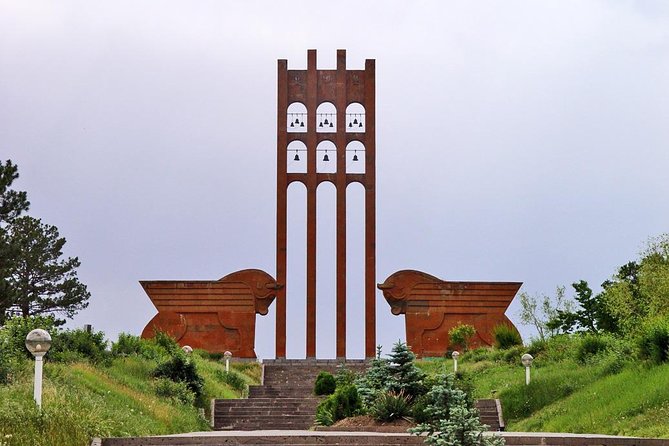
[[417, 354, 669, 438], [0, 355, 261, 446]]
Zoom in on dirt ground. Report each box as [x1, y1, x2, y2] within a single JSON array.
[[322, 415, 416, 432]]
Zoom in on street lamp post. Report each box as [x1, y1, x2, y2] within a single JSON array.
[[451, 351, 460, 373], [521, 353, 534, 385], [224, 351, 232, 372], [25, 329, 52, 409]]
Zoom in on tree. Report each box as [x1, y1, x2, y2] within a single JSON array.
[[0, 160, 29, 223], [2, 215, 90, 321], [547, 280, 619, 334], [517, 286, 573, 341], [600, 235, 669, 334], [0, 160, 30, 321], [386, 340, 426, 399], [410, 374, 504, 446]]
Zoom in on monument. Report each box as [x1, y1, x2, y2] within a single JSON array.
[[378, 270, 521, 357], [140, 50, 521, 359], [275, 49, 376, 359], [141, 269, 279, 358]]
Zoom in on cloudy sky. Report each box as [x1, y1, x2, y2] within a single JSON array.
[[2, 1, 668, 359]]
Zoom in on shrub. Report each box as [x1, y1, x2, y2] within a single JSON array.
[[637, 317, 669, 364], [334, 366, 358, 387], [153, 353, 204, 397], [462, 347, 493, 362], [493, 324, 523, 349], [50, 328, 109, 364], [355, 346, 391, 408], [112, 333, 164, 360], [152, 330, 181, 355], [410, 374, 503, 446], [314, 371, 336, 395], [576, 333, 610, 364], [315, 384, 362, 425], [216, 370, 247, 392], [448, 324, 477, 351], [502, 345, 527, 364], [0, 315, 58, 359], [154, 377, 196, 405], [370, 390, 411, 421]]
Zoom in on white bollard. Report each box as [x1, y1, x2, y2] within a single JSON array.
[[224, 350, 232, 373], [521, 353, 534, 385], [25, 329, 52, 409], [451, 351, 460, 373]]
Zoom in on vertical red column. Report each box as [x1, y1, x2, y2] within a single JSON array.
[[364, 59, 377, 359], [305, 50, 318, 358], [335, 50, 347, 359], [276, 59, 288, 359]]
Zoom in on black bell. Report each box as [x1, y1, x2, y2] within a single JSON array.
[[295, 118, 300, 124], [300, 121, 304, 127], [294, 152, 300, 161], [324, 118, 329, 125], [353, 117, 358, 124], [329, 122, 334, 128], [359, 121, 363, 127], [290, 122, 294, 128], [323, 153, 329, 162], [348, 122, 353, 128], [319, 122, 323, 128], [353, 153, 359, 161]]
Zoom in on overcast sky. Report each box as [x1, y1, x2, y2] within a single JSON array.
[[2, 1, 668, 359]]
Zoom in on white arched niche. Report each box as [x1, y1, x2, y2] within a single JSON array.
[[316, 141, 336, 174], [346, 141, 365, 174], [316, 102, 336, 134], [287, 140, 307, 173], [287, 102, 307, 133], [346, 103, 365, 133]]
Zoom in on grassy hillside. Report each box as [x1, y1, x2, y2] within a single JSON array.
[[0, 350, 260, 446], [417, 344, 669, 438]]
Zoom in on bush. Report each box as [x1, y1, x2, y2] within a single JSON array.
[[314, 371, 336, 395], [493, 324, 523, 349], [355, 346, 391, 408], [152, 330, 181, 355], [637, 317, 669, 364], [215, 370, 247, 392], [576, 333, 610, 364], [502, 345, 527, 364], [370, 390, 411, 421], [334, 366, 358, 387], [153, 353, 204, 397], [111, 333, 164, 360], [50, 328, 109, 364], [315, 384, 362, 425], [410, 374, 503, 446], [448, 324, 477, 351], [154, 377, 196, 405], [0, 315, 58, 359]]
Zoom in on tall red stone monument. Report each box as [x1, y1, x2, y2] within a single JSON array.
[[275, 50, 377, 359]]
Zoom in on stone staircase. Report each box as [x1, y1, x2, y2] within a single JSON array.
[[475, 398, 505, 431], [213, 359, 368, 430]]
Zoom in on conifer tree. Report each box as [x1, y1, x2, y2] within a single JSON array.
[[386, 340, 426, 399]]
